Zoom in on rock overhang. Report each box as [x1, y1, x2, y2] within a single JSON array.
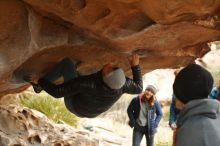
[[1, 0, 220, 96]]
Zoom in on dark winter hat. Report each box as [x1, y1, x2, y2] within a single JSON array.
[[145, 85, 157, 95], [173, 64, 213, 104]]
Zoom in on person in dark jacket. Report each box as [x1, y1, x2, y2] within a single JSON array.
[[127, 85, 163, 146], [169, 69, 182, 129], [25, 54, 143, 118], [208, 76, 220, 101], [169, 69, 182, 146]]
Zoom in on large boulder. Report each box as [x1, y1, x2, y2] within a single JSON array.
[[1, 0, 220, 95], [0, 104, 128, 146]]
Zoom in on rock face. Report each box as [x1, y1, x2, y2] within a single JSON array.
[[0, 104, 128, 146], [1, 0, 220, 95]]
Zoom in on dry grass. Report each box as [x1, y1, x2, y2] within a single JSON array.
[[18, 91, 79, 127]]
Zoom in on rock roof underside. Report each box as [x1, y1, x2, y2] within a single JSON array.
[[1, 0, 220, 96]]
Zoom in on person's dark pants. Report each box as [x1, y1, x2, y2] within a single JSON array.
[[132, 126, 154, 146], [43, 57, 78, 83], [42, 57, 81, 115]]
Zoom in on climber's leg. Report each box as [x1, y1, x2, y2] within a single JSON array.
[[24, 57, 78, 93], [43, 57, 78, 83]]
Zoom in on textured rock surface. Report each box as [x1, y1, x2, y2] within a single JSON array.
[[1, 0, 220, 95], [0, 104, 127, 146]]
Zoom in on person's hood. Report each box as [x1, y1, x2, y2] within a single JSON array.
[[177, 99, 220, 127]]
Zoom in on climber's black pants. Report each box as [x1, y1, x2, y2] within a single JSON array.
[[43, 57, 78, 83]]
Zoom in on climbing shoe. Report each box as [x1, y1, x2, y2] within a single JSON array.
[[23, 75, 42, 93]]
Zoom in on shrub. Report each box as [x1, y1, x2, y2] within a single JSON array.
[[19, 92, 78, 127]]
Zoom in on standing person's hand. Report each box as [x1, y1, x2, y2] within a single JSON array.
[[170, 122, 177, 131], [128, 54, 139, 67]]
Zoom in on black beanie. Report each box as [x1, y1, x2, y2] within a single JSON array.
[[173, 64, 213, 104]]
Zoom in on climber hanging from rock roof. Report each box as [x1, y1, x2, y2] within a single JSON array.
[[24, 54, 143, 118]]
